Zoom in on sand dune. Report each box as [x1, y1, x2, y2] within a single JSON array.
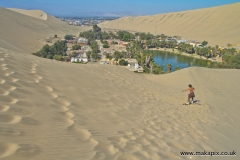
[[0, 46, 239, 159], [0, 5, 239, 160], [100, 2, 240, 46], [0, 7, 90, 53], [8, 8, 48, 20]]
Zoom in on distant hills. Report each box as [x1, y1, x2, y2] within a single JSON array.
[[55, 11, 141, 18], [99, 2, 240, 47]]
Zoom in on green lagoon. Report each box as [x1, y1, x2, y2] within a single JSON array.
[[150, 50, 218, 71]]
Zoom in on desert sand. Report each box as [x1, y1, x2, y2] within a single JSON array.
[[0, 7, 90, 53], [99, 2, 240, 47], [0, 6, 239, 160], [8, 8, 48, 20]]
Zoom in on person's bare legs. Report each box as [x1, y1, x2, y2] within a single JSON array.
[[188, 97, 194, 104], [188, 98, 191, 104]]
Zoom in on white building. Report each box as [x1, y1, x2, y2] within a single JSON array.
[[71, 53, 88, 63], [135, 63, 139, 69], [78, 37, 88, 44], [127, 59, 139, 69], [177, 39, 187, 44]]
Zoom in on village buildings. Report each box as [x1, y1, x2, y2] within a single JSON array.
[[70, 52, 88, 63]]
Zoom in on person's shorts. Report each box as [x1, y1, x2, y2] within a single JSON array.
[[188, 92, 195, 98]]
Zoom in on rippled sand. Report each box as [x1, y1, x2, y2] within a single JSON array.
[[0, 47, 239, 159]]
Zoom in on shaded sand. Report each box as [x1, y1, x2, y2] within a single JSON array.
[[0, 47, 239, 159], [0, 7, 90, 53], [8, 8, 48, 20], [100, 2, 240, 46], [0, 5, 239, 160]]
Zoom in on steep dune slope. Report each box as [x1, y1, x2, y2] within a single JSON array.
[[0, 48, 239, 159], [0, 7, 90, 53], [100, 2, 240, 46], [8, 8, 48, 20]]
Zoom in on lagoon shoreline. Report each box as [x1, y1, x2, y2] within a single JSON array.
[[150, 48, 222, 63]]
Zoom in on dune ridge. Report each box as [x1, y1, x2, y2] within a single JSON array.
[[8, 8, 48, 20], [100, 2, 240, 46], [0, 7, 90, 53]]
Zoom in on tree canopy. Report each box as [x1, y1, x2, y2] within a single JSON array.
[[72, 44, 81, 50], [80, 25, 109, 40], [32, 40, 67, 61], [116, 31, 135, 41], [201, 40, 208, 46], [93, 24, 101, 32], [64, 35, 73, 40], [89, 40, 99, 61]]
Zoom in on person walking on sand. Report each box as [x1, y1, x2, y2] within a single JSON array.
[[183, 84, 195, 104]]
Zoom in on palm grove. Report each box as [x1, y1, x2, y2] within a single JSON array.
[[32, 25, 240, 72]]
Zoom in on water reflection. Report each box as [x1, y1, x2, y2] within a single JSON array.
[[150, 50, 217, 71]]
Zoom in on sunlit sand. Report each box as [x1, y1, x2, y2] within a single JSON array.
[[100, 2, 240, 47], [0, 4, 239, 160]]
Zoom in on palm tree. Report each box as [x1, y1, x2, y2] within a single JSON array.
[[215, 45, 219, 57], [141, 58, 145, 66], [160, 34, 166, 41], [144, 53, 152, 67], [196, 46, 201, 55], [150, 61, 154, 74], [175, 66, 180, 71], [208, 46, 212, 58], [167, 63, 172, 72]]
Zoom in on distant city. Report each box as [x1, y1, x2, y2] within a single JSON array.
[[57, 17, 120, 26]]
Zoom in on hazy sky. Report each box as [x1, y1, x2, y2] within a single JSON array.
[[0, 0, 239, 16]]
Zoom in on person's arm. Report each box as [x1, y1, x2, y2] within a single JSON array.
[[182, 88, 189, 92]]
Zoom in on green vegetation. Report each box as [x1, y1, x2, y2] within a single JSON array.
[[201, 40, 208, 46], [138, 60, 164, 74], [79, 25, 102, 40], [101, 40, 110, 48], [64, 35, 73, 40], [53, 55, 63, 61], [105, 53, 113, 60], [93, 24, 101, 32], [153, 64, 164, 74], [220, 48, 240, 68], [119, 59, 128, 66], [175, 66, 181, 71], [125, 39, 167, 74], [103, 44, 109, 48], [79, 25, 135, 42], [46, 54, 53, 59], [116, 31, 135, 41], [113, 51, 126, 61], [71, 52, 78, 57], [32, 41, 67, 61], [167, 63, 172, 72], [111, 41, 118, 45], [89, 40, 99, 61], [178, 43, 193, 54], [101, 31, 110, 39], [32, 24, 239, 71], [72, 44, 81, 50], [138, 32, 154, 40]]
